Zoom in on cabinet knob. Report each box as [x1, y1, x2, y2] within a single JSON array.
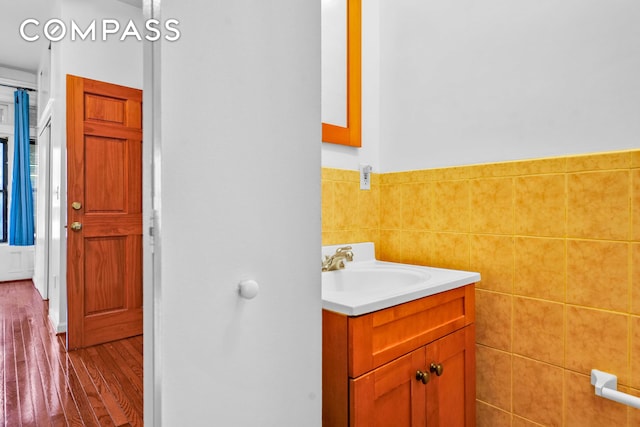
[[430, 363, 444, 376], [415, 370, 430, 384], [70, 222, 83, 231]]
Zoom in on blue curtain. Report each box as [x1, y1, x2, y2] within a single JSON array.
[[9, 90, 34, 246]]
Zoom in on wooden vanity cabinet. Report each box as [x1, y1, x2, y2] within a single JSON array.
[[323, 284, 476, 427]]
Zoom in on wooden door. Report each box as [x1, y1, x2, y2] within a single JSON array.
[[66, 75, 143, 349], [426, 326, 476, 427], [350, 348, 427, 427]]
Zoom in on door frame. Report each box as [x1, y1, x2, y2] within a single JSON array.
[[142, 1, 162, 425], [57, 3, 163, 424], [35, 117, 52, 300]]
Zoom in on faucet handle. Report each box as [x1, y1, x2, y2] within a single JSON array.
[[336, 246, 354, 262]]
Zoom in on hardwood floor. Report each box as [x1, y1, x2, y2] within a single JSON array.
[[0, 280, 143, 426]]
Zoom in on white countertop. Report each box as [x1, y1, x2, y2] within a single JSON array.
[[322, 242, 481, 316]]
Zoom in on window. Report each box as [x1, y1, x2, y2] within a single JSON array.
[[0, 138, 37, 243], [1, 137, 7, 243]]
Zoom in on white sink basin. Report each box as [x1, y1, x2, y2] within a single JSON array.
[[321, 243, 481, 316], [322, 266, 430, 294]]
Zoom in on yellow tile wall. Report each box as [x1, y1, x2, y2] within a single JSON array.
[[321, 168, 381, 254], [322, 149, 640, 426]]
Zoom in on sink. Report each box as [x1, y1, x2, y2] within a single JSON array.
[[321, 242, 481, 316], [322, 266, 430, 294]]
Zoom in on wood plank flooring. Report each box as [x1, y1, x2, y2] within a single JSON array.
[[0, 280, 143, 426]]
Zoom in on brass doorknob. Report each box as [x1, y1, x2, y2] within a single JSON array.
[[71, 201, 82, 210], [70, 222, 82, 231], [430, 363, 444, 376], [415, 370, 430, 384]]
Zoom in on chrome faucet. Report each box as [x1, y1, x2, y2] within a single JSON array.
[[322, 246, 354, 272]]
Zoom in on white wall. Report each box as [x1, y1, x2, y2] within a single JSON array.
[[156, 0, 321, 425], [46, 0, 143, 332], [58, 0, 144, 90], [379, 0, 640, 172], [0, 246, 35, 281], [0, 67, 38, 84]]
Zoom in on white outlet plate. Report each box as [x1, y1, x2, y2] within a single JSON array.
[[359, 164, 372, 190]]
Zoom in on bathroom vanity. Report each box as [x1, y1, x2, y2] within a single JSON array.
[[321, 243, 478, 427]]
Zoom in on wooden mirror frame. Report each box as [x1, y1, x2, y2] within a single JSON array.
[[322, 0, 361, 148]]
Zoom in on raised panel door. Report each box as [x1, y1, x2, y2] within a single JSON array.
[[426, 326, 476, 427], [350, 348, 427, 427], [67, 75, 143, 349]]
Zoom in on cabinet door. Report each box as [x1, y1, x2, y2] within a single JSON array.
[[350, 348, 428, 427], [426, 325, 476, 427]]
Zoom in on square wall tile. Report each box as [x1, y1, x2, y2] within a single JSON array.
[[378, 229, 403, 262], [566, 240, 629, 312], [380, 184, 402, 229], [512, 297, 564, 366], [514, 237, 565, 302], [470, 234, 514, 294], [476, 400, 511, 427], [476, 345, 512, 411], [565, 306, 629, 384], [512, 356, 563, 426], [322, 230, 359, 246], [370, 172, 380, 186], [322, 168, 357, 182], [514, 174, 566, 237], [358, 185, 379, 229], [470, 178, 514, 235], [564, 370, 628, 426], [632, 316, 640, 390], [476, 289, 512, 351], [431, 232, 470, 270], [633, 169, 640, 241], [348, 229, 378, 247], [512, 416, 544, 427], [567, 171, 630, 240], [633, 244, 640, 315], [399, 231, 431, 266], [321, 180, 335, 232], [432, 180, 470, 232], [333, 180, 359, 230], [401, 182, 431, 230]]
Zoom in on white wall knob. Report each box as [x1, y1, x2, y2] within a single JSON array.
[[238, 279, 259, 299]]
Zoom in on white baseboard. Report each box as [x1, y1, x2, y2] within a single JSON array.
[[48, 313, 67, 334], [0, 270, 34, 282]]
